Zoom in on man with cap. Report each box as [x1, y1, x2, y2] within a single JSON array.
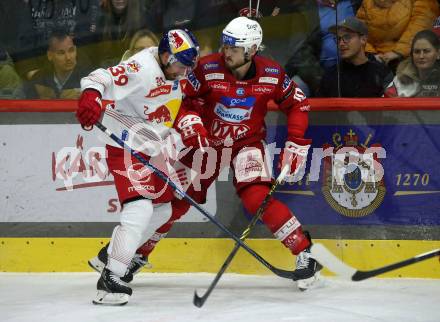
[[317, 17, 393, 97]]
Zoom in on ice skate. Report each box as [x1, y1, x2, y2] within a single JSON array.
[[92, 268, 132, 306], [294, 247, 323, 291], [123, 253, 150, 282], [88, 244, 151, 283], [88, 244, 108, 274]]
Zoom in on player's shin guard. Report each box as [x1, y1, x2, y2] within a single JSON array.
[[106, 199, 154, 277], [274, 217, 309, 255], [136, 198, 191, 258], [239, 184, 321, 288], [239, 185, 310, 254], [276, 222, 322, 290]]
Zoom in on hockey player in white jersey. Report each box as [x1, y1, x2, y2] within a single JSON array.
[[76, 29, 200, 306]]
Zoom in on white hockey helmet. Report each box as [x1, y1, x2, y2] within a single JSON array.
[[221, 17, 263, 53]]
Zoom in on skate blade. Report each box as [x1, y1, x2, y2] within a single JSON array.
[[297, 271, 323, 291], [88, 257, 105, 274], [92, 290, 130, 306]]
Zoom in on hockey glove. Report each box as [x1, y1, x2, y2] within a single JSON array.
[[76, 89, 102, 128], [279, 137, 312, 176], [175, 112, 210, 150]]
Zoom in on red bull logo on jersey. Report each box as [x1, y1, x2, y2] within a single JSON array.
[[145, 105, 172, 123]]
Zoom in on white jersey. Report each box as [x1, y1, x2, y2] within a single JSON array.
[[81, 47, 184, 152]]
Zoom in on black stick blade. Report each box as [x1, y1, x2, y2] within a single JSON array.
[[193, 290, 205, 308]]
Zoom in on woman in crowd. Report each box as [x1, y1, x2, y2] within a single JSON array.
[[98, 0, 147, 66], [357, 0, 439, 71], [121, 29, 159, 60], [384, 29, 440, 97]]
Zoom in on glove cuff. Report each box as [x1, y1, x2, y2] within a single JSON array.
[[82, 88, 103, 107], [176, 113, 203, 129], [83, 88, 102, 98], [285, 138, 311, 157]]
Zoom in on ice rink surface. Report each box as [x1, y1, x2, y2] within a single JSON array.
[[1, 273, 439, 322]]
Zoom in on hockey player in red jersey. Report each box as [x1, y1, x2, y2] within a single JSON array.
[[143, 16, 321, 289], [90, 17, 322, 290]]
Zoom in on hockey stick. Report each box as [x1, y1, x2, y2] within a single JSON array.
[[311, 243, 440, 281], [193, 165, 290, 307], [94, 121, 302, 281]]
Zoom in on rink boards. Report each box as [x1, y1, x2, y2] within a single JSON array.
[[1, 238, 440, 278], [0, 99, 440, 277]]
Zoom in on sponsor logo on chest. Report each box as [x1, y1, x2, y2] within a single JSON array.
[[236, 87, 245, 95], [214, 103, 253, 123], [205, 73, 224, 81], [209, 81, 230, 92], [146, 85, 172, 98], [203, 62, 220, 70], [214, 96, 256, 123], [258, 76, 278, 84], [264, 67, 279, 74], [252, 85, 275, 94], [211, 119, 250, 140], [220, 96, 256, 108]]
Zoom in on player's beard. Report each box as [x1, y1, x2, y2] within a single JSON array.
[[225, 56, 250, 71]]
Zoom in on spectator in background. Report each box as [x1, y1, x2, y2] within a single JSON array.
[[384, 29, 440, 97], [97, 0, 147, 67], [147, 1, 281, 56], [433, 16, 440, 38], [0, 48, 24, 99], [284, 0, 362, 97], [121, 29, 159, 61], [317, 17, 393, 97], [24, 29, 89, 99], [6, 0, 100, 80], [357, 0, 439, 71]]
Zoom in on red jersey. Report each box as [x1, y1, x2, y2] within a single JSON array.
[[181, 52, 310, 147]]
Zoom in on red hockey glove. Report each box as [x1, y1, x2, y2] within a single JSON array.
[[175, 112, 210, 150], [279, 137, 312, 176], [76, 89, 102, 128]]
